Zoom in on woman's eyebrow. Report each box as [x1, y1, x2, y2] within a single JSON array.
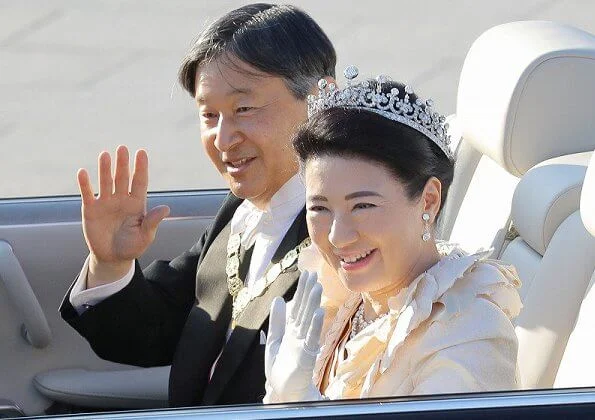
[[345, 190, 383, 200], [307, 195, 328, 202]]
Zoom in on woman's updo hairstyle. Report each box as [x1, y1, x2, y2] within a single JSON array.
[[293, 80, 455, 217]]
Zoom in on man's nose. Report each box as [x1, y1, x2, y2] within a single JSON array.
[[328, 216, 359, 249], [213, 116, 242, 152]]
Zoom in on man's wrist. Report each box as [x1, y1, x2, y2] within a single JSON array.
[[87, 255, 134, 289]]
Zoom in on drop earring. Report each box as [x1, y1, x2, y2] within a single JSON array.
[[422, 213, 431, 242]]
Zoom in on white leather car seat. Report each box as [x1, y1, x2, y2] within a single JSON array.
[[439, 21, 595, 255], [508, 152, 595, 389], [553, 153, 595, 389], [437, 21, 595, 389], [581, 154, 595, 238]]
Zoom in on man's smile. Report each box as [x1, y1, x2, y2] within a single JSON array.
[[224, 156, 257, 174]]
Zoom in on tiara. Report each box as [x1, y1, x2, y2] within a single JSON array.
[[307, 65, 454, 160]]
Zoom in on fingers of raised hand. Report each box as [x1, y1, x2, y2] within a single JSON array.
[[265, 297, 287, 379], [290, 270, 309, 321], [297, 282, 322, 339], [84, 146, 148, 202], [304, 307, 325, 355], [268, 297, 287, 344], [98, 151, 113, 198], [114, 145, 130, 195], [295, 272, 316, 328], [141, 205, 170, 238], [295, 272, 318, 323], [130, 149, 149, 199], [77, 168, 94, 206]]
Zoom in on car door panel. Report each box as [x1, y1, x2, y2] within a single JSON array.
[[33, 366, 170, 410], [14, 388, 595, 419], [0, 240, 52, 349], [0, 190, 227, 415]]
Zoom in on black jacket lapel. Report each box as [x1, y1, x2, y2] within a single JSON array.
[[202, 207, 308, 405], [197, 193, 244, 264], [168, 194, 243, 407]]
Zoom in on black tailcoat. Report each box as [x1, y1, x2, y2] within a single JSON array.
[[60, 193, 307, 406]]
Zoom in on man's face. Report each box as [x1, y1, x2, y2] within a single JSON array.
[[195, 58, 307, 209]]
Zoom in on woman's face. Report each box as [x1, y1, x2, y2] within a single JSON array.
[[305, 155, 435, 294]]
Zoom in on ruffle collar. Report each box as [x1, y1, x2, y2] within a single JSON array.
[[310, 245, 522, 395]]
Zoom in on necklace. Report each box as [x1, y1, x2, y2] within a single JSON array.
[[226, 232, 311, 322], [350, 302, 388, 339]]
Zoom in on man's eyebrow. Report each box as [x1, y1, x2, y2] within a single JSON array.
[[344, 191, 383, 200], [196, 87, 253, 104]]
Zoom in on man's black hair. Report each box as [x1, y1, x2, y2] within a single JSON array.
[[178, 3, 336, 99]]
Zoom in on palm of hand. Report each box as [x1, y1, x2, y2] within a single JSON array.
[[82, 194, 148, 262], [265, 271, 325, 402], [78, 146, 170, 264]]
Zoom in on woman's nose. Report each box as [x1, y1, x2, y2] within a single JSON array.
[[328, 216, 359, 249]]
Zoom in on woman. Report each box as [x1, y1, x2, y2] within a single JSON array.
[[264, 67, 522, 402]]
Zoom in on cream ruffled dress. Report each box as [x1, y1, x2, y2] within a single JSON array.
[[298, 244, 523, 399]]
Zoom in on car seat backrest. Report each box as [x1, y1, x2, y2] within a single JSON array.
[[580, 153, 595, 237], [553, 152, 595, 389], [505, 152, 595, 389]]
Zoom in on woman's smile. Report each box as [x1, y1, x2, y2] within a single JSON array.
[[338, 248, 377, 271]]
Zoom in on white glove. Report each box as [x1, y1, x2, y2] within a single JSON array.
[[264, 270, 325, 402]]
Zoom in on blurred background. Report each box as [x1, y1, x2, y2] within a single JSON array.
[[1, 0, 595, 198]]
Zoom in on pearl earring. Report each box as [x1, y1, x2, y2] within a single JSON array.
[[422, 213, 431, 242]]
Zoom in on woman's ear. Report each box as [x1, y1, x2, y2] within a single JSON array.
[[421, 177, 442, 224]]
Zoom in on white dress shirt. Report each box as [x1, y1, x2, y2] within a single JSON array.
[[70, 175, 306, 315]]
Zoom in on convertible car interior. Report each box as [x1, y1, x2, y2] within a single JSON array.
[[1, 19, 595, 418]]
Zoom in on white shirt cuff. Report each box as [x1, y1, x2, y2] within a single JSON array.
[[69, 256, 136, 315]]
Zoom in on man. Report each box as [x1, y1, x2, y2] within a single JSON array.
[[60, 3, 336, 407]]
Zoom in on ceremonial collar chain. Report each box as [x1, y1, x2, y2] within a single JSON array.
[[226, 232, 311, 321]]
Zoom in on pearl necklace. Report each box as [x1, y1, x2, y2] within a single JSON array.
[[350, 302, 388, 340]]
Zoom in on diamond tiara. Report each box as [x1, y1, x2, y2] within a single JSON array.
[[307, 65, 454, 160]]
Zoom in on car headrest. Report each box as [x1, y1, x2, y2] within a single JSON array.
[[511, 152, 591, 255], [457, 21, 595, 177], [581, 152, 595, 236]]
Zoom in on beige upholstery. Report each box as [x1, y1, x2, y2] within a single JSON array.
[[441, 21, 595, 252], [439, 21, 595, 390], [511, 153, 591, 257], [441, 148, 518, 253], [507, 153, 595, 388], [581, 153, 595, 236], [554, 152, 595, 388], [457, 21, 595, 177], [506, 153, 591, 300]]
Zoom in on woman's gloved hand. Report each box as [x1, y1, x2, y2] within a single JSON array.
[[264, 270, 325, 402]]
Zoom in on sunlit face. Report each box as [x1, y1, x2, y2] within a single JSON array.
[[305, 155, 438, 294], [196, 58, 306, 208]]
